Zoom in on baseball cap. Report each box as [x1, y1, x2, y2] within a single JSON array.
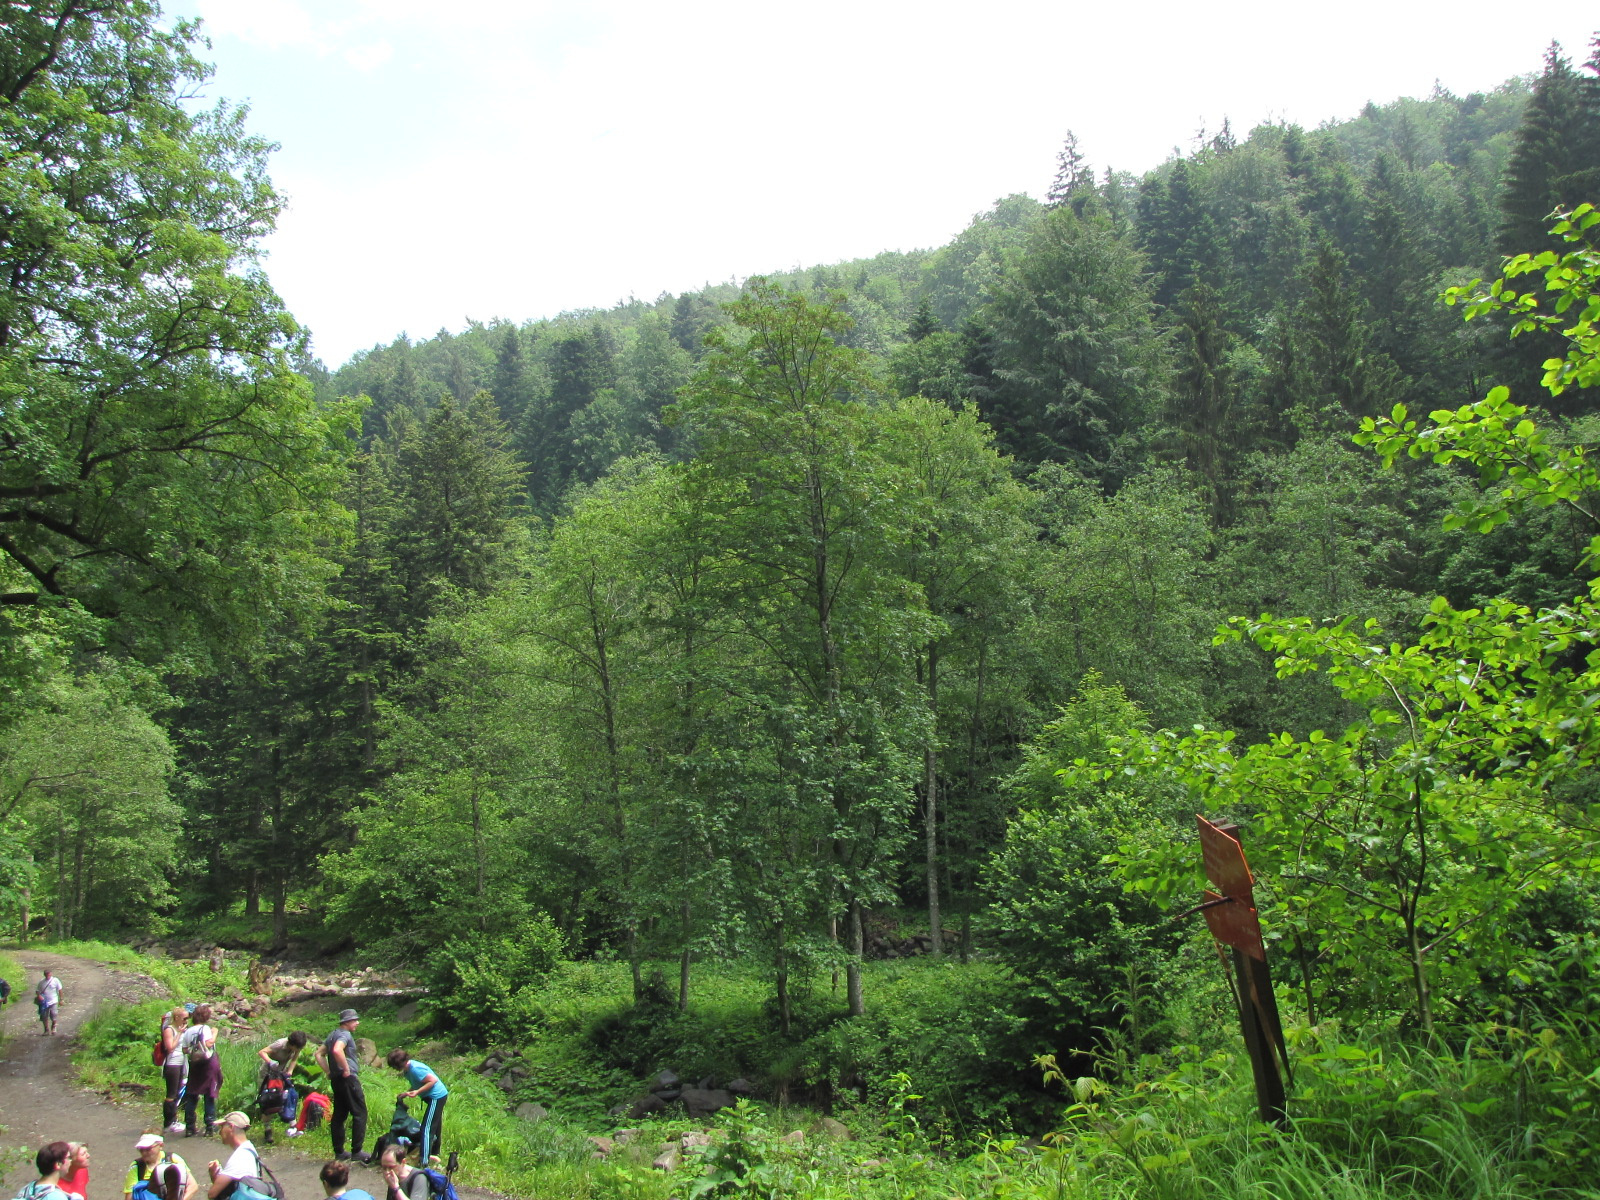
[[134, 1135, 164, 1150], [219, 1112, 250, 1131]]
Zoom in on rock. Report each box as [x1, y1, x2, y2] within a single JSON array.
[[224, 985, 242, 1000], [696, 1074, 715, 1090], [653, 1087, 681, 1102], [116, 1081, 152, 1093], [508, 1066, 530, 1080], [588, 1136, 615, 1157], [355, 1037, 379, 1067], [612, 1129, 641, 1146], [862, 1158, 886, 1168], [477, 1056, 502, 1075], [652, 1147, 681, 1171], [234, 1000, 254, 1019], [727, 1077, 756, 1098], [781, 1130, 805, 1146], [514, 1102, 548, 1123], [626, 1094, 668, 1120], [680, 1088, 735, 1118], [681, 1132, 712, 1150], [496, 1076, 516, 1094], [395, 1001, 420, 1024], [820, 1118, 850, 1140], [651, 1069, 680, 1092], [607, 1103, 629, 1118], [209, 948, 226, 972]]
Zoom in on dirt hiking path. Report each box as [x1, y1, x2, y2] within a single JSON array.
[[0, 951, 358, 1200]]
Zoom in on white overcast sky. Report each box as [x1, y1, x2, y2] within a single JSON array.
[[164, 0, 1596, 366]]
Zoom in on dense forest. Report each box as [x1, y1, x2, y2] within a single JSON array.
[[7, 3, 1600, 1193]]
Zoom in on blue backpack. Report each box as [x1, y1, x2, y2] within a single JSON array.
[[418, 1169, 458, 1200]]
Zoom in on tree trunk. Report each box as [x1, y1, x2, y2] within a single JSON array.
[[846, 899, 865, 1016], [272, 870, 288, 950], [775, 922, 791, 1035], [678, 909, 692, 1013], [925, 644, 942, 957]]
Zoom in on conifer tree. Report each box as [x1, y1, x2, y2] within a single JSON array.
[[1499, 43, 1595, 255], [907, 298, 941, 342]]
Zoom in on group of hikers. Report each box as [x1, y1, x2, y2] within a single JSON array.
[[156, 1004, 449, 1168], [12, 965, 455, 1200], [20, 1130, 449, 1200]]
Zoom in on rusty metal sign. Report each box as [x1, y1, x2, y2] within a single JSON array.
[[1183, 816, 1290, 1127]]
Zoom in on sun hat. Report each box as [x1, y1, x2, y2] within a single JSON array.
[[337, 1008, 360, 1023], [218, 1112, 250, 1131], [135, 1134, 163, 1150]]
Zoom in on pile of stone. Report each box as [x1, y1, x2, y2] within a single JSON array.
[[476, 1051, 533, 1095], [611, 1069, 757, 1122]]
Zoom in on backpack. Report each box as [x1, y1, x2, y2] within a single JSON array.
[[298, 1092, 330, 1133], [418, 1169, 458, 1200], [182, 1026, 213, 1065], [230, 1151, 284, 1200], [15, 1185, 71, 1200], [128, 1156, 175, 1200], [390, 1098, 423, 1142], [256, 1073, 286, 1113]]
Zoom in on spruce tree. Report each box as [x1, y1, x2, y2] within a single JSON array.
[[1499, 43, 1594, 255], [906, 298, 940, 342]]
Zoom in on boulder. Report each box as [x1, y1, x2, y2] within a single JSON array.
[[508, 1066, 530, 1081], [626, 1093, 669, 1120], [612, 1129, 641, 1147], [680, 1088, 735, 1118], [781, 1130, 805, 1146], [651, 1069, 680, 1092], [356, 1037, 379, 1067], [696, 1074, 715, 1090], [726, 1078, 756, 1098], [819, 1118, 850, 1140], [680, 1132, 712, 1150], [477, 1056, 502, 1075], [652, 1147, 681, 1172], [496, 1076, 516, 1094], [514, 1103, 548, 1123], [588, 1136, 615, 1158]]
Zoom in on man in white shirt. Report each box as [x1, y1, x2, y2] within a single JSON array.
[[35, 970, 62, 1035], [205, 1114, 259, 1200]]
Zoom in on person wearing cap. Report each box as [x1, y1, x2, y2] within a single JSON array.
[[124, 1134, 196, 1200], [205, 1114, 258, 1200], [315, 1009, 368, 1163]]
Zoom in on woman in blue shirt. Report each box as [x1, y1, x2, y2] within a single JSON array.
[[385, 1050, 448, 1165]]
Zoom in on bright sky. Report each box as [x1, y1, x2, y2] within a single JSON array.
[[165, 0, 1596, 367]]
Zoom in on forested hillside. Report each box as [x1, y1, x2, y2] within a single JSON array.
[[7, 5, 1600, 1194]]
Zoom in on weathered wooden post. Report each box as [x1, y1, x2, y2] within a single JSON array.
[[1191, 815, 1290, 1127]]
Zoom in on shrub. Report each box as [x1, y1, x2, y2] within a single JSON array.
[[423, 915, 567, 1042]]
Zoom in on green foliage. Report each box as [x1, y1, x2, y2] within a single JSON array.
[[423, 916, 568, 1042], [985, 677, 1191, 1055]]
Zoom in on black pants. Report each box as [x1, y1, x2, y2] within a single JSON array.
[[331, 1074, 368, 1156], [417, 1095, 446, 1162], [162, 1064, 184, 1127]]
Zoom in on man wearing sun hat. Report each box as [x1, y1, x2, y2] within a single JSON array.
[[315, 1010, 368, 1164], [204, 1114, 258, 1200]]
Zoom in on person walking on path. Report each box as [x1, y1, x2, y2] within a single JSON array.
[[124, 1133, 197, 1200], [180, 1004, 221, 1137], [204, 1113, 258, 1199], [0, 973, 11, 1004], [315, 1009, 369, 1164], [385, 1049, 447, 1165], [34, 969, 62, 1034], [19, 1143, 75, 1200], [161, 1007, 191, 1134]]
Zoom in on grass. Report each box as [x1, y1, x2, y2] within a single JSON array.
[[47, 936, 1600, 1200]]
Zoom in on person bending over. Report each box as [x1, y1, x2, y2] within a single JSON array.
[[386, 1049, 449, 1165]]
